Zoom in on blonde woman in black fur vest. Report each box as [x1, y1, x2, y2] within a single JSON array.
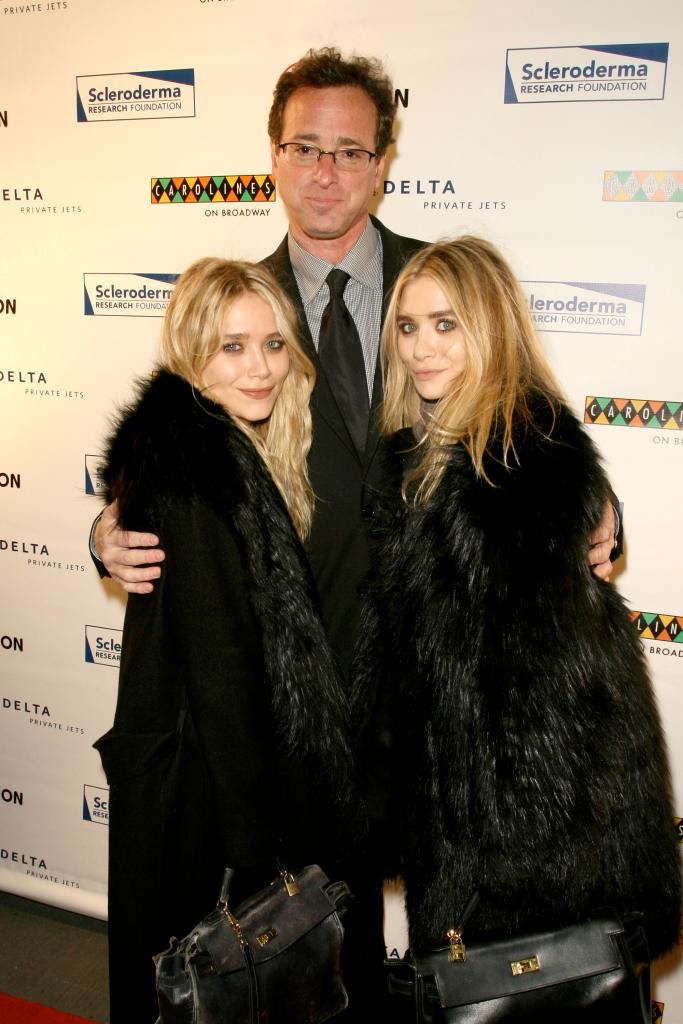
[[354, 237, 681, 1002], [95, 259, 351, 1023]]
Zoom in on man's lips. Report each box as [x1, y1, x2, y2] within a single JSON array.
[[305, 195, 341, 207]]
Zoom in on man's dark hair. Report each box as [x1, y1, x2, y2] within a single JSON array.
[[267, 47, 396, 156]]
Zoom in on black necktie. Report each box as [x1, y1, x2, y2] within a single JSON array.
[[317, 269, 369, 456]]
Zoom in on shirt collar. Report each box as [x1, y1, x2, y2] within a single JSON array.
[[287, 219, 382, 305]]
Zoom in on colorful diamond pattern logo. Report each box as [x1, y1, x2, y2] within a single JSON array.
[[603, 170, 683, 202], [630, 611, 683, 644], [584, 397, 683, 429], [151, 175, 276, 204]]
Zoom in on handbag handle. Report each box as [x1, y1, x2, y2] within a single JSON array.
[[446, 891, 480, 962], [218, 860, 301, 910]]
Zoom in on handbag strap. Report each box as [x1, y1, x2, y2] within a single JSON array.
[[219, 897, 260, 1024], [218, 866, 236, 904], [446, 891, 481, 962], [217, 861, 304, 1024]]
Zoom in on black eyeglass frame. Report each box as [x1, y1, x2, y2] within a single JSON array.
[[277, 142, 378, 167]]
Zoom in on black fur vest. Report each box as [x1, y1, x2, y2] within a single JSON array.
[[355, 400, 680, 957]]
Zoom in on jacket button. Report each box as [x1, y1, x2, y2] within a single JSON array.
[[361, 505, 374, 519]]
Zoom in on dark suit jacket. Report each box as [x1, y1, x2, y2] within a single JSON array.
[[263, 215, 424, 678]]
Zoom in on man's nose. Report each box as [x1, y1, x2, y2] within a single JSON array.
[[312, 151, 338, 184]]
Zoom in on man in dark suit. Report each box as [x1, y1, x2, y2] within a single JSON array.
[[93, 46, 619, 1019], [95, 49, 429, 677]]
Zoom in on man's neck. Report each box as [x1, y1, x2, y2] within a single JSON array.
[[289, 215, 371, 266]]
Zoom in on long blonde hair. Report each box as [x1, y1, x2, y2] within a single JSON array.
[[382, 236, 564, 503], [161, 257, 315, 539]]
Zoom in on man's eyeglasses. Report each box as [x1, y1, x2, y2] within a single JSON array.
[[277, 143, 377, 171]]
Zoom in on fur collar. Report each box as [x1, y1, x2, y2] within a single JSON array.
[[104, 370, 352, 794], [355, 400, 680, 955]]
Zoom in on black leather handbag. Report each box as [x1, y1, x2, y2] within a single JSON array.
[[154, 863, 351, 1023], [384, 894, 651, 1024]]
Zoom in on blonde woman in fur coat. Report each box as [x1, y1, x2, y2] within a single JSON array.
[[354, 237, 680, 1018], [96, 259, 351, 1023]]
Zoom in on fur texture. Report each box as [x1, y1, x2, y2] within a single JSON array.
[[104, 369, 351, 788], [100, 371, 359, 1021], [355, 400, 681, 957]]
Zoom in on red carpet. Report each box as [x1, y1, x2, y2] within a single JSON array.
[[0, 992, 96, 1023]]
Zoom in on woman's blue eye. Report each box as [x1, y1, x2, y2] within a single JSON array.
[[223, 342, 241, 353], [398, 321, 416, 334], [266, 338, 285, 350], [437, 319, 455, 332]]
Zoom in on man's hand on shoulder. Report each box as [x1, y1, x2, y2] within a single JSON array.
[[95, 500, 165, 594], [587, 498, 618, 581]]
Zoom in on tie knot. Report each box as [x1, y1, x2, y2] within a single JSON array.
[[326, 268, 351, 300]]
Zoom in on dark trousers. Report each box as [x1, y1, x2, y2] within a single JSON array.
[[338, 876, 388, 1023]]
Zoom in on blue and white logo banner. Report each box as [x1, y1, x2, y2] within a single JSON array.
[[77, 69, 195, 122], [83, 785, 109, 826], [522, 281, 646, 335], [505, 43, 668, 103], [84, 455, 106, 496], [83, 273, 178, 317], [85, 625, 122, 667]]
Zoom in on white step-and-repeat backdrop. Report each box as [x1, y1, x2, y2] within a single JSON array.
[[1, 0, 681, 1018]]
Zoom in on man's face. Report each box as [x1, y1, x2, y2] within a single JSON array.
[[271, 85, 386, 256]]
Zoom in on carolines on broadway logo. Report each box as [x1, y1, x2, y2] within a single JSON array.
[[85, 625, 122, 666], [151, 176, 275, 204], [83, 273, 178, 317], [630, 611, 682, 643], [631, 611, 683, 659], [77, 69, 195, 123], [603, 171, 683, 202], [584, 398, 683, 429], [505, 43, 668, 103], [522, 282, 645, 336]]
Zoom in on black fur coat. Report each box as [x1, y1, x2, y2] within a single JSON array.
[[97, 370, 351, 1022], [354, 399, 680, 958]]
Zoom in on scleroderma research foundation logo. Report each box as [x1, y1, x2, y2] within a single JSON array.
[[584, 398, 683, 429], [77, 69, 195, 123], [151, 176, 276, 204], [505, 42, 668, 104]]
